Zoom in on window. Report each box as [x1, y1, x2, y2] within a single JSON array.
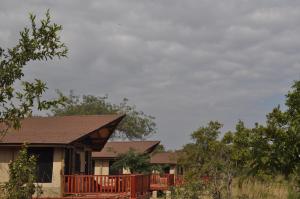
[[177, 166, 184, 175], [64, 148, 73, 175], [28, 147, 54, 183]]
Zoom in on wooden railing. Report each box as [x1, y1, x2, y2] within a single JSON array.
[[150, 174, 174, 190], [130, 174, 150, 199], [175, 175, 184, 186], [63, 174, 150, 199]]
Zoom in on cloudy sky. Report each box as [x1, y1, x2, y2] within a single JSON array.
[[1, 0, 300, 149]]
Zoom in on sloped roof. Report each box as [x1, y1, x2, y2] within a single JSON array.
[[0, 115, 124, 145], [92, 141, 160, 158], [150, 152, 179, 164]]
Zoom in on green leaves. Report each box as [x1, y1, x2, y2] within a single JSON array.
[[111, 149, 153, 174], [176, 80, 300, 198], [52, 92, 157, 139], [178, 121, 233, 199], [2, 145, 42, 199], [0, 10, 67, 138]]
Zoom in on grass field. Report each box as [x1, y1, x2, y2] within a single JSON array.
[[172, 178, 300, 199]]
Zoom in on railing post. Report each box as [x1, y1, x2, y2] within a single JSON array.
[[130, 175, 137, 199], [61, 174, 64, 197]]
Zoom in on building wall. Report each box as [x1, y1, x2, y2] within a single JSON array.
[[93, 159, 132, 175], [94, 159, 109, 175], [123, 167, 131, 174], [169, 165, 176, 175], [0, 147, 64, 198], [0, 148, 18, 182]]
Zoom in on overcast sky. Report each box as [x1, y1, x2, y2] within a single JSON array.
[[1, 0, 300, 149]]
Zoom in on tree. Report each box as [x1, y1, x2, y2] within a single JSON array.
[[222, 120, 253, 177], [0, 10, 67, 138], [111, 149, 153, 174], [3, 145, 42, 199], [222, 80, 300, 181], [153, 144, 166, 153], [249, 80, 300, 179], [178, 121, 234, 199], [51, 92, 156, 139]]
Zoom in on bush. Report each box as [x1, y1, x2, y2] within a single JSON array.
[[3, 145, 42, 199]]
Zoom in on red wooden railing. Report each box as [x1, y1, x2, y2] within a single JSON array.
[[175, 175, 184, 186], [150, 174, 174, 190], [130, 174, 150, 199], [63, 174, 150, 199]]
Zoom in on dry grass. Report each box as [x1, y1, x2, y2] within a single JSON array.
[[232, 179, 290, 199], [198, 178, 296, 199]]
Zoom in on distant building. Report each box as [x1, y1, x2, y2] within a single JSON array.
[[92, 141, 160, 175], [150, 151, 183, 176]]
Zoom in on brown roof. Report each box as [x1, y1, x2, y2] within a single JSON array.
[[92, 141, 160, 158], [150, 152, 178, 164], [0, 115, 124, 145]]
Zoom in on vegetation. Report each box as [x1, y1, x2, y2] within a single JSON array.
[[2, 145, 42, 199], [52, 92, 157, 139], [0, 11, 67, 198], [175, 80, 300, 199], [177, 121, 233, 199], [0, 10, 67, 139], [111, 149, 153, 174]]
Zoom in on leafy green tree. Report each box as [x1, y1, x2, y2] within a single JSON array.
[[111, 149, 153, 174], [3, 145, 42, 199], [52, 92, 156, 139], [178, 121, 234, 199], [222, 121, 253, 177], [247, 81, 300, 179], [0, 10, 67, 138], [153, 144, 166, 153]]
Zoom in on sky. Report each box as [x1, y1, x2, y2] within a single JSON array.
[[1, 0, 300, 150]]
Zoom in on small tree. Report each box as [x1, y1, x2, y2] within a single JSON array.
[[3, 145, 42, 199], [177, 121, 234, 199], [111, 149, 153, 174]]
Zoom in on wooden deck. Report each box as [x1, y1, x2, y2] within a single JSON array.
[[38, 174, 183, 199], [150, 174, 175, 191], [63, 174, 150, 199], [39, 193, 129, 199]]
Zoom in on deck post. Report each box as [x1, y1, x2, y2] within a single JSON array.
[[166, 190, 171, 199], [60, 174, 64, 197], [152, 191, 157, 198], [130, 175, 137, 199]]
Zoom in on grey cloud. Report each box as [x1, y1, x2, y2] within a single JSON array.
[[1, 0, 300, 149]]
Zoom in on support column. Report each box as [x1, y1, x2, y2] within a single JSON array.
[[152, 191, 158, 199], [130, 175, 137, 199], [166, 190, 171, 199]]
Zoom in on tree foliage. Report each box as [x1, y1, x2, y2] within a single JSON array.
[[225, 81, 300, 179], [51, 92, 157, 139], [177, 80, 300, 198], [111, 148, 153, 174], [178, 121, 233, 199], [2, 145, 42, 199], [0, 10, 67, 138]]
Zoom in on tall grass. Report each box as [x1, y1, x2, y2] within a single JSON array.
[[233, 179, 289, 199], [200, 178, 299, 199]]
